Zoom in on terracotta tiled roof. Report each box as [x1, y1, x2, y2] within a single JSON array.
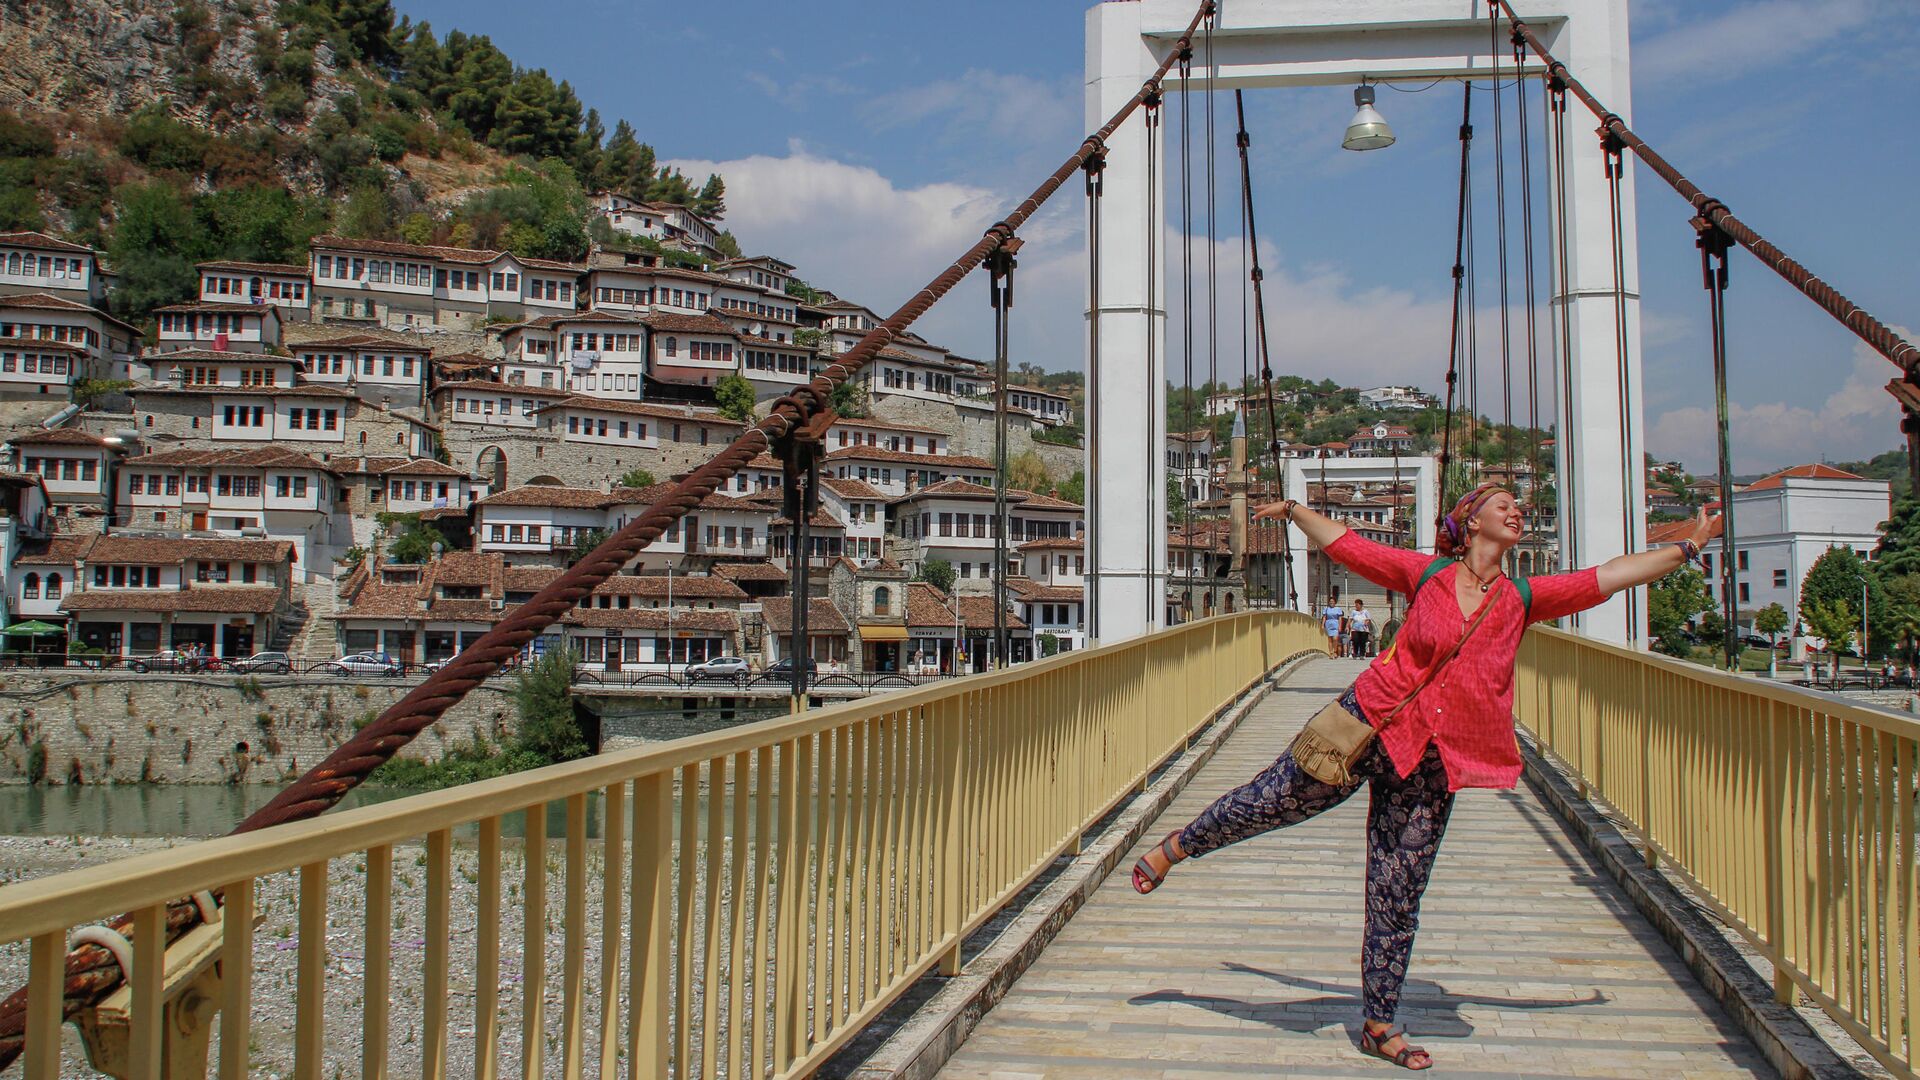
[[296, 333, 428, 352], [131, 382, 359, 399], [85, 535, 296, 564], [613, 482, 765, 512], [890, 479, 1015, 504], [352, 456, 466, 477], [340, 581, 424, 620], [760, 597, 851, 635], [145, 349, 294, 364], [1742, 463, 1870, 491], [6, 428, 109, 447], [1647, 517, 1724, 545], [1017, 536, 1083, 552], [954, 595, 1026, 629], [769, 510, 843, 529], [904, 582, 957, 628], [820, 477, 887, 500], [0, 335, 88, 354], [563, 607, 739, 632], [1007, 581, 1083, 604], [1009, 489, 1082, 512], [61, 586, 282, 614], [310, 234, 507, 266], [430, 551, 502, 588], [0, 293, 142, 336], [540, 395, 741, 425], [826, 447, 992, 469], [590, 574, 748, 600], [425, 598, 500, 622], [122, 446, 333, 471], [431, 379, 571, 398], [196, 259, 307, 275], [0, 230, 94, 254], [640, 311, 738, 335], [475, 484, 620, 509], [16, 534, 97, 563], [152, 302, 280, 315], [715, 562, 790, 582], [504, 566, 563, 592], [830, 417, 949, 437]]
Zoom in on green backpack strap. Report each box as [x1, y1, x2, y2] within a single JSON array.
[[1415, 557, 1535, 619], [1415, 557, 1455, 595]]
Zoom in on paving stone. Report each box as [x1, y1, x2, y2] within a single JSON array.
[[937, 659, 1774, 1078]]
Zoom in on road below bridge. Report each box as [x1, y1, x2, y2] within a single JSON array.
[[938, 658, 1776, 1078]]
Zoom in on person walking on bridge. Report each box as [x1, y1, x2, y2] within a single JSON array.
[[1129, 483, 1717, 1070]]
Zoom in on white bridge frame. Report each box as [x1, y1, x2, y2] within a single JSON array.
[[1085, 0, 1646, 644]]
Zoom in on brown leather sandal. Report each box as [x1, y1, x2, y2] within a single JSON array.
[[1130, 831, 1181, 894], [1359, 1025, 1432, 1070]]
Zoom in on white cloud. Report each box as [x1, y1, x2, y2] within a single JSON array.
[[1647, 343, 1905, 473], [861, 69, 1080, 155], [1633, 0, 1878, 86]]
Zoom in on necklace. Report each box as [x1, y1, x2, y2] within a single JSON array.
[[1466, 562, 1503, 593]]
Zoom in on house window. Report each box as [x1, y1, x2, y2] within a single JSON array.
[[873, 586, 891, 616], [21, 573, 37, 599], [45, 573, 61, 599], [1773, 569, 1787, 588]]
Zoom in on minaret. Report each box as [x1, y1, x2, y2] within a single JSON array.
[[1229, 408, 1248, 573]]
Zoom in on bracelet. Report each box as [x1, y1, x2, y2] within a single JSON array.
[[1282, 499, 1299, 521], [1676, 539, 1701, 565]]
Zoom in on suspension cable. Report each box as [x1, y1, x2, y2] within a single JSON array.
[[1438, 83, 1475, 514], [0, 3, 1226, 1060], [1233, 89, 1296, 611], [1204, 10, 1220, 612], [989, 236, 1018, 670], [1603, 129, 1640, 642], [1547, 73, 1580, 580], [1178, 44, 1196, 620], [1488, 3, 1516, 490], [1084, 143, 1106, 638], [1146, 88, 1163, 629], [1512, 28, 1544, 539], [1698, 218, 1738, 668], [1495, 0, 1919, 373]]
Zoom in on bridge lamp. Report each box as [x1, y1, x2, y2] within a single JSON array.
[[1342, 82, 1396, 152]]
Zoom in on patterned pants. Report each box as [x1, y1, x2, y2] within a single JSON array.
[[1177, 688, 1455, 1023]]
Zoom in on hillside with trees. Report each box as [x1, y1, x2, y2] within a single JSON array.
[[0, 0, 727, 324]]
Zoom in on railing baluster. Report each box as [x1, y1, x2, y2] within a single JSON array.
[[23, 932, 62, 1080], [629, 772, 672, 1079], [787, 735, 816, 1057], [128, 903, 164, 1080], [810, 727, 835, 1048], [522, 802, 547, 1080], [674, 762, 698, 1075], [218, 878, 254, 1080], [835, 723, 858, 1022], [702, 756, 727, 1075], [561, 792, 588, 1078], [598, 782, 626, 1079], [424, 829, 452, 1080], [476, 817, 503, 1080], [294, 860, 328, 1080], [751, 743, 776, 1079], [728, 749, 751, 1076], [363, 845, 391, 1080], [1901, 738, 1918, 1061], [771, 738, 801, 1067]]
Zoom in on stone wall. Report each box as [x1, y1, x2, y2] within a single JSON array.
[[0, 672, 516, 785], [866, 395, 1082, 487]]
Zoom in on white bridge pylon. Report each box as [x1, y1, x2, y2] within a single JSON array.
[[1085, 0, 1645, 645]]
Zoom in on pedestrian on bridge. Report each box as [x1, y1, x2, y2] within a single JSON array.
[[1130, 483, 1717, 1070]]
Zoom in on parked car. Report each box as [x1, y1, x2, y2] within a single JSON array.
[[684, 656, 750, 681], [227, 651, 292, 674], [765, 657, 818, 677], [128, 649, 210, 674], [319, 652, 403, 676]]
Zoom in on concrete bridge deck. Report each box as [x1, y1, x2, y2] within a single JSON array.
[[937, 659, 1776, 1078]]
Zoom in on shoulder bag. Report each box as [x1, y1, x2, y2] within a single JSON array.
[[1287, 570, 1499, 786]]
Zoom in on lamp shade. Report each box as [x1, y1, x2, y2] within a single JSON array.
[[1342, 84, 1396, 151]]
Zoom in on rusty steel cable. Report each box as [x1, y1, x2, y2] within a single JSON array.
[[0, 3, 1221, 1063], [1439, 84, 1475, 509], [1496, 0, 1920, 375], [1231, 89, 1296, 611]]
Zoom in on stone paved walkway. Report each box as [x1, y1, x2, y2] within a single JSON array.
[[938, 659, 1776, 1079]]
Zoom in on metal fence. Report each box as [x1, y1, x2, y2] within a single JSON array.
[[0, 610, 1322, 1079], [1516, 627, 1920, 1079]]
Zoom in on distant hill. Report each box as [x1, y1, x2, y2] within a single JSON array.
[[0, 0, 727, 322]]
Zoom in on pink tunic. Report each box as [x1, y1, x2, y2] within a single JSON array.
[[1326, 531, 1608, 791]]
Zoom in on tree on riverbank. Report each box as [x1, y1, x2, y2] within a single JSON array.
[[370, 645, 587, 789]]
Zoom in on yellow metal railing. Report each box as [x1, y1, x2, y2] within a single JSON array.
[[1517, 627, 1920, 1079], [1, 610, 1323, 1079]]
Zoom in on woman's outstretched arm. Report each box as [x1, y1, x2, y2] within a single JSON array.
[[1594, 507, 1719, 596], [1252, 498, 1347, 548]]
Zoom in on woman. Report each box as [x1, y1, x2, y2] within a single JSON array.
[[1130, 483, 1715, 1070]]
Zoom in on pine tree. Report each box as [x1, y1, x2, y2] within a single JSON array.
[[445, 34, 514, 141], [599, 121, 649, 194], [694, 174, 727, 220], [398, 21, 449, 106], [577, 106, 605, 181], [491, 69, 563, 158]]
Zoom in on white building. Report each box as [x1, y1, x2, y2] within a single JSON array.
[[825, 446, 994, 499], [828, 418, 950, 457], [0, 293, 142, 381], [196, 259, 312, 319], [891, 480, 1084, 591], [433, 380, 572, 432], [61, 534, 296, 659], [1003, 384, 1073, 426], [1346, 423, 1416, 458], [5, 428, 115, 523], [0, 232, 104, 305], [308, 235, 583, 329], [0, 337, 87, 398], [1358, 385, 1434, 411], [151, 303, 284, 354], [114, 446, 342, 573], [1649, 463, 1892, 633], [292, 333, 431, 405], [138, 349, 301, 389]]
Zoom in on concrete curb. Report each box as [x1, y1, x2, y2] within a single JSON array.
[[1518, 731, 1879, 1080], [837, 650, 1323, 1080]]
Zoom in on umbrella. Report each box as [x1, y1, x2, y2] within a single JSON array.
[[2, 621, 66, 636]]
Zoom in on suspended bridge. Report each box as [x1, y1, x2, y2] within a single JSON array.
[[4, 1, 1920, 1077]]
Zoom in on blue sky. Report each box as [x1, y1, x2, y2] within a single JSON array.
[[395, 0, 1920, 473]]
